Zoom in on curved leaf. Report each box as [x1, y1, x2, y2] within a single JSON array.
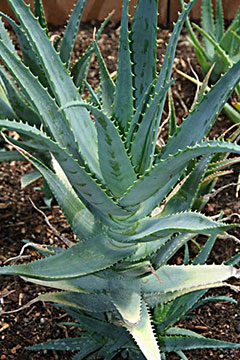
[[121, 140, 240, 207], [158, 336, 240, 352], [7, 0, 99, 176], [110, 212, 235, 242], [126, 301, 161, 360], [59, 0, 86, 68], [161, 60, 240, 159], [0, 234, 136, 280], [0, 120, 128, 216]]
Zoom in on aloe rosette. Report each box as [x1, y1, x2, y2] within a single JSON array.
[[1, 0, 240, 359]]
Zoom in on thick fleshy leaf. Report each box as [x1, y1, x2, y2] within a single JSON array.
[[192, 233, 217, 265], [21, 169, 41, 188], [60, 103, 137, 197], [153, 233, 194, 268], [7, 0, 99, 176], [180, 0, 209, 75], [0, 15, 16, 53], [158, 336, 240, 352], [162, 156, 210, 215], [39, 291, 115, 312], [0, 96, 16, 119], [0, 12, 48, 86], [113, 0, 133, 133], [126, 80, 155, 147], [131, 81, 173, 173], [120, 140, 240, 207], [65, 308, 124, 338], [109, 276, 142, 326], [161, 60, 240, 159], [131, 0, 158, 107], [94, 42, 115, 116], [156, 0, 198, 92], [165, 327, 204, 338], [141, 265, 239, 294], [34, 0, 47, 32], [126, 301, 161, 360], [0, 234, 136, 280], [220, 6, 240, 57], [110, 212, 235, 242], [154, 290, 207, 332], [128, 235, 172, 262], [0, 150, 25, 162], [225, 252, 240, 266], [0, 120, 128, 216], [22, 273, 109, 293], [191, 295, 237, 311], [167, 88, 177, 137], [59, 0, 86, 68], [71, 12, 112, 89], [0, 39, 82, 161], [215, 0, 224, 42], [193, 23, 231, 73], [0, 67, 41, 126], [201, 0, 215, 58], [29, 337, 103, 353]]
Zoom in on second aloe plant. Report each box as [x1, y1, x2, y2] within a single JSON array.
[[0, 0, 240, 359]]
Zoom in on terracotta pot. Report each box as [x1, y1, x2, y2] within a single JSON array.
[[0, 0, 168, 26], [0, 0, 238, 26], [0, 0, 75, 25]]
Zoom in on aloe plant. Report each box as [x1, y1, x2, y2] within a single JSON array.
[[1, 0, 240, 359], [181, 0, 240, 122]]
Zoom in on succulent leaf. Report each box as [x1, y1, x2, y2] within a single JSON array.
[[142, 264, 239, 294], [71, 12, 112, 89], [29, 337, 103, 353], [113, 0, 133, 134], [59, 0, 86, 68], [0, 11, 48, 87], [110, 212, 235, 242], [0, 120, 129, 216], [215, 0, 224, 41], [0, 1, 240, 358], [121, 140, 240, 207], [0, 235, 136, 280], [34, 0, 47, 32], [0, 15, 16, 53], [39, 291, 115, 312], [21, 169, 41, 188], [7, 0, 99, 175], [162, 60, 240, 158], [0, 150, 25, 162], [60, 103, 137, 197], [126, 300, 161, 360], [131, 0, 158, 107], [94, 42, 115, 116], [131, 81, 173, 173], [156, 0, 198, 92], [158, 336, 240, 352], [162, 156, 210, 215], [109, 276, 142, 326], [0, 67, 41, 126], [220, 6, 240, 57], [201, 0, 216, 58]]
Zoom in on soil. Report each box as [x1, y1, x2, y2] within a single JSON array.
[[0, 20, 240, 360]]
